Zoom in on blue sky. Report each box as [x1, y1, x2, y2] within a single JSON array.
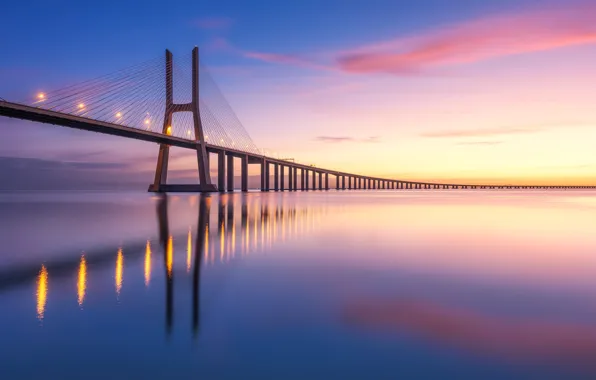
[[1, 0, 596, 188]]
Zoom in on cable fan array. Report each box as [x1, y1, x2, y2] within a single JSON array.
[[27, 51, 261, 154]]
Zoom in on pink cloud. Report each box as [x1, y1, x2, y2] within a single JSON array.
[[193, 17, 234, 30], [242, 51, 331, 71], [343, 298, 596, 369], [337, 4, 596, 74]]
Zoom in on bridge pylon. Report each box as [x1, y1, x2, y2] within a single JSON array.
[[148, 47, 217, 192]]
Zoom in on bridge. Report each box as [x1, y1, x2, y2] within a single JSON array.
[[0, 47, 593, 192]]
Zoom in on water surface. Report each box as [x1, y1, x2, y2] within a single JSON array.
[[1, 190, 596, 379]]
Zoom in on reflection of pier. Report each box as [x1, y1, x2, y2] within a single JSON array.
[[0, 194, 327, 330]]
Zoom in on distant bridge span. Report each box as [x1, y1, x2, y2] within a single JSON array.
[[0, 48, 593, 192]]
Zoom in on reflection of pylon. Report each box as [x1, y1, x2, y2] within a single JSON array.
[[149, 47, 216, 192]]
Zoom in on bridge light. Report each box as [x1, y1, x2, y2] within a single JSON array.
[[78, 103, 85, 109], [144, 119, 150, 125], [115, 112, 122, 118], [187, 130, 191, 136], [166, 126, 172, 136], [37, 93, 46, 100]]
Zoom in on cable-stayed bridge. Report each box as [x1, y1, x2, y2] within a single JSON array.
[[0, 47, 593, 191]]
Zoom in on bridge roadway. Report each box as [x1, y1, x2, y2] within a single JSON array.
[[1, 100, 594, 192]]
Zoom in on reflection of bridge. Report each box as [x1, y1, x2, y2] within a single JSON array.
[[1, 47, 592, 191], [1, 194, 325, 333]]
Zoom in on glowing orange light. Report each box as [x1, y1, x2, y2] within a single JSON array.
[[77, 255, 87, 307], [187, 130, 191, 136], [144, 119, 150, 125], [78, 103, 85, 109], [166, 236, 173, 278], [37, 93, 46, 100], [166, 126, 172, 136], [187, 228, 192, 273], [115, 248, 123, 296], [115, 112, 122, 118], [144, 240, 151, 287], [36, 265, 48, 321]]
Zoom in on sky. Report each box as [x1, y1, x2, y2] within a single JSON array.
[[1, 0, 596, 188]]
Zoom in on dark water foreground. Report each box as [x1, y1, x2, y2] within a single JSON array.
[[1, 190, 596, 379]]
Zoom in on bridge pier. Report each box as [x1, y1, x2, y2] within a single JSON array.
[[305, 169, 309, 190], [261, 160, 267, 191], [288, 166, 293, 191], [241, 155, 248, 192], [148, 48, 216, 193], [325, 173, 330, 190], [218, 152, 226, 192], [274, 164, 279, 191], [293, 167, 298, 191], [319, 172, 323, 191], [280, 165, 285, 191], [227, 154, 234, 192]]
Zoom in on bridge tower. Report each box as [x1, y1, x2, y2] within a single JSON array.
[[148, 47, 217, 192]]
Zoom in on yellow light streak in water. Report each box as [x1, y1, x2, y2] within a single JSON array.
[[253, 207, 258, 251], [282, 210, 286, 243], [167, 236, 173, 278], [220, 222, 225, 262], [36, 265, 48, 321], [115, 248, 123, 296], [77, 255, 87, 307], [187, 228, 192, 273], [231, 222, 236, 259], [205, 223, 209, 261], [144, 240, 151, 287], [245, 218, 249, 256], [261, 215, 265, 251]]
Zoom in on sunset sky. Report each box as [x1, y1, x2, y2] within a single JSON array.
[[1, 0, 596, 188]]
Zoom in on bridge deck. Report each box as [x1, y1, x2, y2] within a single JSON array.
[[1, 101, 593, 190]]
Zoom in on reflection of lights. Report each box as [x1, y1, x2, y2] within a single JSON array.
[[220, 222, 225, 262], [166, 236, 173, 278], [231, 221, 236, 258], [204, 224, 209, 261], [187, 228, 192, 273], [144, 240, 151, 287], [115, 248, 123, 296], [77, 255, 87, 307], [36, 265, 48, 321]]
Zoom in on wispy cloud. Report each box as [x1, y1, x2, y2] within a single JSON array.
[[316, 136, 380, 144], [455, 141, 503, 146], [421, 126, 544, 138], [192, 16, 234, 30], [242, 51, 331, 71], [337, 4, 596, 74]]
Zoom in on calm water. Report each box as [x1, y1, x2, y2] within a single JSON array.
[[2, 190, 596, 379]]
